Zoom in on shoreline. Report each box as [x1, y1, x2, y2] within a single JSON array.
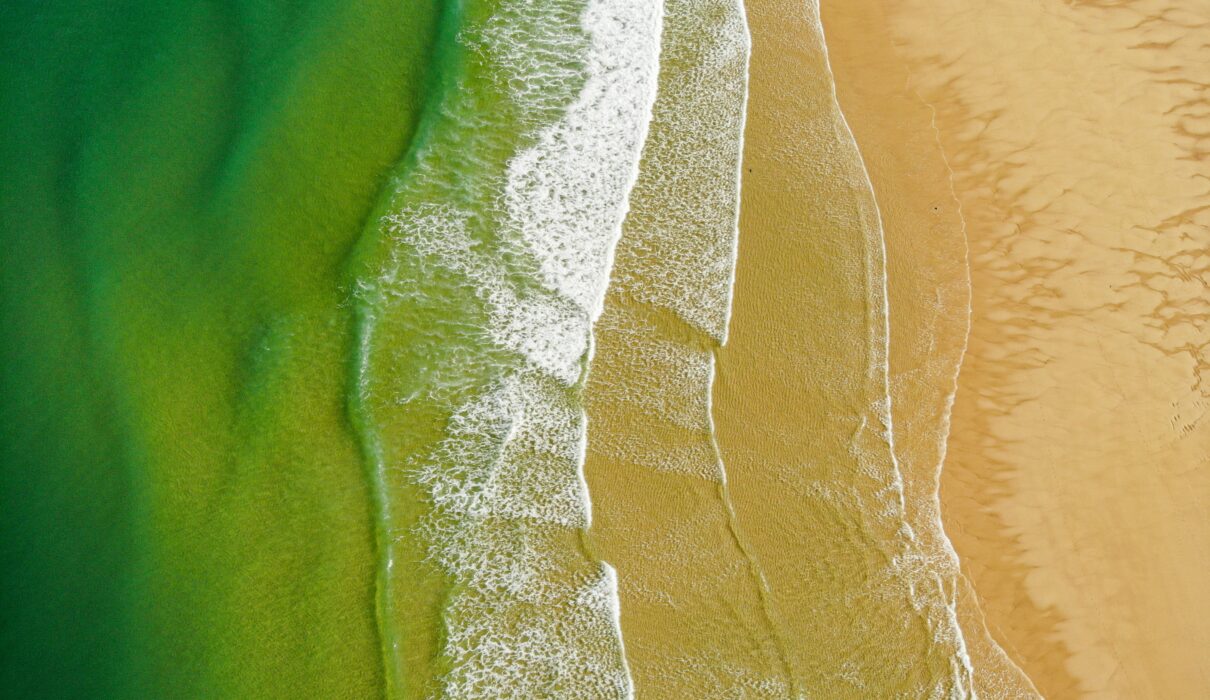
[[712, 0, 976, 694], [823, 1, 1210, 696], [582, 1, 791, 696], [818, 1, 1044, 696]]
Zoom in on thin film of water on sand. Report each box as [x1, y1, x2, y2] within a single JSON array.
[[584, 0, 801, 696], [820, 0, 1043, 696], [882, 0, 1210, 696], [709, 0, 985, 695]]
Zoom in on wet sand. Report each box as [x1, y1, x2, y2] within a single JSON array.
[[823, 0, 1210, 697], [819, 2, 1040, 696], [711, 0, 975, 695], [582, 2, 792, 696], [584, 303, 792, 697]]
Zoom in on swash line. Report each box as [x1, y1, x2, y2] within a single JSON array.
[[815, 2, 980, 696], [907, 75, 1045, 698], [577, 4, 669, 696], [704, 4, 803, 691]]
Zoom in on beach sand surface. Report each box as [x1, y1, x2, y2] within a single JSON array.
[[824, 1, 1210, 697], [584, 1, 795, 695], [710, 0, 976, 695], [820, 2, 1041, 696]]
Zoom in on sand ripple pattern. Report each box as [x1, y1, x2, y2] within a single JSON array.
[[882, 0, 1210, 696]]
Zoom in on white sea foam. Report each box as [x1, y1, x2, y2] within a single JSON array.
[[609, 0, 750, 342], [583, 0, 798, 694], [368, 0, 664, 697], [591, 0, 750, 482], [916, 77, 1042, 698]]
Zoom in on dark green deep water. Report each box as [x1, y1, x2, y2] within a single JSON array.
[[0, 1, 443, 695]]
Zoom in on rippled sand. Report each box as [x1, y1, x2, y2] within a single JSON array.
[[825, 0, 1210, 697]]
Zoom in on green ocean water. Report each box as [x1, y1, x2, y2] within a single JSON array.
[[1, 1, 443, 696], [0, 0, 1018, 698], [347, 0, 659, 696]]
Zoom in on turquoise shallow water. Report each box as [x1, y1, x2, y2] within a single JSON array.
[[1, 1, 441, 695]]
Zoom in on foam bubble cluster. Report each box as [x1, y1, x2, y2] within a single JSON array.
[[355, 0, 663, 696], [588, 306, 723, 479], [587, 0, 750, 483], [610, 0, 750, 342]]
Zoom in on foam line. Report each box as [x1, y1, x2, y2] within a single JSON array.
[[814, 1, 979, 695], [913, 79, 1044, 697], [356, 0, 664, 696], [417, 0, 662, 695]]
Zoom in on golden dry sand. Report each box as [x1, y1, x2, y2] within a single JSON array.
[[823, 1, 1210, 697]]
